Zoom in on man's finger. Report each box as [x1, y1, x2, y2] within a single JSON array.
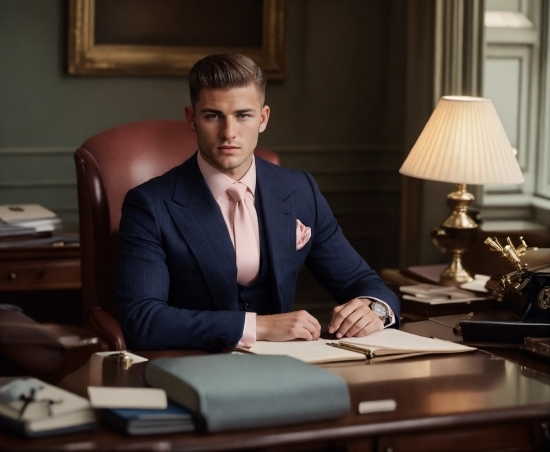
[[329, 299, 365, 333], [329, 303, 355, 333], [334, 308, 366, 338]]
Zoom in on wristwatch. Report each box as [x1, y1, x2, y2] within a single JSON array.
[[369, 301, 389, 323]]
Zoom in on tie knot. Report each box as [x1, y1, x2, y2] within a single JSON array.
[[227, 182, 248, 202]]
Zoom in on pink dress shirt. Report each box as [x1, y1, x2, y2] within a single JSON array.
[[197, 152, 258, 346], [196, 152, 394, 346]]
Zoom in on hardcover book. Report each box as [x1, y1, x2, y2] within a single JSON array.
[[144, 354, 350, 432]]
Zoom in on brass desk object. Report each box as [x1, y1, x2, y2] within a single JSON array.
[[484, 236, 549, 294], [106, 351, 133, 369]]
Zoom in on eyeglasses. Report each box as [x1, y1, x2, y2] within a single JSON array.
[[0, 379, 62, 420]]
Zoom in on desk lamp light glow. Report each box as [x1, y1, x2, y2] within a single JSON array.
[[400, 96, 524, 284]]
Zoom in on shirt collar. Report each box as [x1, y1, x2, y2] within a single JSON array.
[[197, 151, 256, 201]]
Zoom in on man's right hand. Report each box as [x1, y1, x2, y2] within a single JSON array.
[[256, 311, 321, 341]]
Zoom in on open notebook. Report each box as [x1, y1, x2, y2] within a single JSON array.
[[238, 329, 476, 364]]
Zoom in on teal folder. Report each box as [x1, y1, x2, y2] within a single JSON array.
[[144, 354, 350, 432]]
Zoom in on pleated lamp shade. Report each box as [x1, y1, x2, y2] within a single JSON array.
[[400, 96, 524, 185]]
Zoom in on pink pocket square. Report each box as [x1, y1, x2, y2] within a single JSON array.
[[296, 219, 311, 250]]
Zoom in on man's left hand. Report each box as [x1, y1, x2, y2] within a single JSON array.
[[328, 298, 383, 338]]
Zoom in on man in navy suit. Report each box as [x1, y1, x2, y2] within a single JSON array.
[[116, 54, 400, 351]]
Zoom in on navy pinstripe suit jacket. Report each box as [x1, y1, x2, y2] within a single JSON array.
[[115, 154, 400, 350]]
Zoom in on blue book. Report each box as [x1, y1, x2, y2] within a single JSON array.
[[101, 401, 195, 435]]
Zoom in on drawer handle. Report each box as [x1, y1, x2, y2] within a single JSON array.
[[9, 273, 17, 281]]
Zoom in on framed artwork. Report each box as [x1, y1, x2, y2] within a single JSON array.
[[67, 0, 286, 79]]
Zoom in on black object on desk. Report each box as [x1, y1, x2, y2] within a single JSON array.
[[459, 320, 550, 344]]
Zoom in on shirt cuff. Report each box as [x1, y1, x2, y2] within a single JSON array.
[[237, 312, 257, 347], [357, 296, 396, 328]]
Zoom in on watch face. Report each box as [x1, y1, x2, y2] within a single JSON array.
[[370, 302, 388, 319]]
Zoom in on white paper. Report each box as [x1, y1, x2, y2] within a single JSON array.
[[87, 387, 167, 409], [241, 339, 365, 364], [243, 330, 475, 363], [341, 329, 476, 354]]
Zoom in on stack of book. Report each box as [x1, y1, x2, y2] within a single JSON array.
[[87, 385, 195, 435], [0, 204, 61, 243]]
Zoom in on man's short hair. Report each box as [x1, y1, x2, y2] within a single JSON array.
[[189, 54, 266, 106]]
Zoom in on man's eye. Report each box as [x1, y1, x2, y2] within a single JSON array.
[[237, 114, 251, 119], [205, 114, 219, 120]]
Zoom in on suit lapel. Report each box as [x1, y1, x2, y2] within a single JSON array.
[[255, 159, 296, 312], [166, 155, 238, 311]]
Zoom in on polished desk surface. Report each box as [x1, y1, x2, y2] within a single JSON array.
[[1, 345, 549, 452]]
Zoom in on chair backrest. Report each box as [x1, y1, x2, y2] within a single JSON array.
[[74, 119, 280, 350]]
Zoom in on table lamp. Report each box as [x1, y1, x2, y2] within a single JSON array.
[[399, 96, 524, 284]]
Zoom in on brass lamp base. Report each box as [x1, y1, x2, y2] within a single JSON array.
[[431, 184, 478, 285], [440, 250, 473, 284]]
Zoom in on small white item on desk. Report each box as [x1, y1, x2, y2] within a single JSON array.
[[95, 351, 148, 363], [87, 387, 167, 409], [358, 399, 397, 414], [460, 274, 491, 293]]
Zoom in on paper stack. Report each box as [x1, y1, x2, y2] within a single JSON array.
[[0, 204, 61, 242], [399, 283, 488, 305]]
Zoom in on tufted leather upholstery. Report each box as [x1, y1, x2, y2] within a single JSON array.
[[74, 119, 279, 350]]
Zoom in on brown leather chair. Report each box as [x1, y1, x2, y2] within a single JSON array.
[[74, 119, 280, 350]]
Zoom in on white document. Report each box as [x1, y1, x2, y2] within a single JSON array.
[[87, 387, 167, 409]]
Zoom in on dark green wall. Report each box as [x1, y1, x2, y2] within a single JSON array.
[[0, 0, 407, 289]]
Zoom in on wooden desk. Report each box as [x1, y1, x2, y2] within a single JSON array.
[[0, 243, 82, 325], [1, 348, 549, 451], [0, 244, 80, 292]]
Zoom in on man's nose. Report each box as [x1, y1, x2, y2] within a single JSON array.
[[220, 118, 237, 141]]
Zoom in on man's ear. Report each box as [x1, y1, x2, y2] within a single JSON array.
[[185, 105, 196, 131], [259, 105, 270, 133]]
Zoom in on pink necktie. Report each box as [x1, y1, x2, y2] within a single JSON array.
[[226, 182, 260, 285]]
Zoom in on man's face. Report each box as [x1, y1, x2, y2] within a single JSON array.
[[185, 84, 270, 180]]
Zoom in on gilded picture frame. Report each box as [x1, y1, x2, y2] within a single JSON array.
[[67, 0, 286, 79]]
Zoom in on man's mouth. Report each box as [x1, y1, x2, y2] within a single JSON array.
[[218, 145, 239, 154]]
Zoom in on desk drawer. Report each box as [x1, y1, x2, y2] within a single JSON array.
[[376, 421, 544, 452], [0, 259, 81, 291]]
